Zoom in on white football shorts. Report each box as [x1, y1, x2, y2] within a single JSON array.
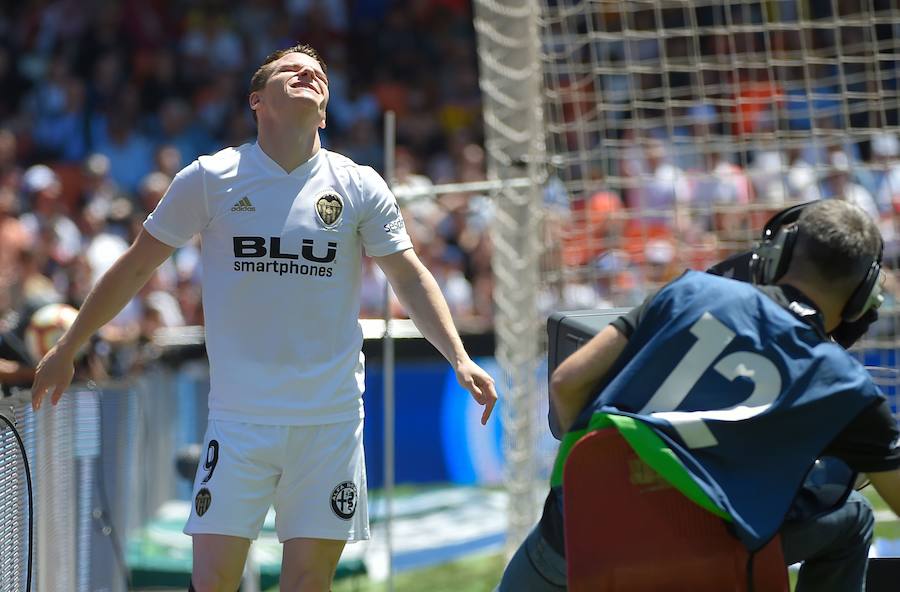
[[184, 418, 369, 542]]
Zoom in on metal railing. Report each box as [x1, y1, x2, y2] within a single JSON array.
[[0, 358, 207, 592]]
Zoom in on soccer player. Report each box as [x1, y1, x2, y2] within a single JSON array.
[[497, 200, 900, 592], [31, 43, 498, 592]]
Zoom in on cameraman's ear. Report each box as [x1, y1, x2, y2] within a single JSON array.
[[875, 270, 887, 309]]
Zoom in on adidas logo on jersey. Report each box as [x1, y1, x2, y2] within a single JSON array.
[[231, 197, 256, 212]]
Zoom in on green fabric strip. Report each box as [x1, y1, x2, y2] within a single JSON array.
[[551, 412, 730, 521], [550, 426, 592, 488]]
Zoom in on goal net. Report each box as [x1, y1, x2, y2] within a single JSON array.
[[475, 0, 900, 550]]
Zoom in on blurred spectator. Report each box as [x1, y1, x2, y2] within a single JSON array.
[[18, 164, 82, 263], [327, 51, 380, 134], [85, 50, 128, 118], [630, 138, 691, 230], [673, 103, 719, 171], [435, 193, 484, 283], [221, 112, 257, 150], [138, 48, 181, 112], [786, 146, 818, 198], [392, 146, 439, 230], [138, 171, 171, 215], [153, 144, 183, 179], [874, 132, 900, 214], [153, 98, 212, 164], [804, 151, 879, 220], [0, 129, 22, 192], [561, 186, 624, 268], [140, 272, 185, 329], [0, 187, 29, 305], [180, 13, 244, 77], [359, 257, 390, 319], [592, 249, 644, 307], [0, 320, 34, 397], [749, 148, 789, 205], [689, 147, 753, 235], [422, 239, 475, 320], [194, 74, 241, 137], [783, 64, 842, 131], [80, 152, 119, 212], [16, 248, 61, 311], [93, 107, 154, 194], [28, 60, 89, 161], [732, 67, 781, 136], [336, 119, 383, 171], [643, 239, 679, 285], [0, 44, 30, 123], [176, 276, 204, 326], [83, 197, 131, 285]]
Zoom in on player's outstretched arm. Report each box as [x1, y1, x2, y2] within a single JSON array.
[[550, 324, 628, 433], [31, 229, 175, 410], [375, 249, 497, 424], [867, 468, 900, 517]]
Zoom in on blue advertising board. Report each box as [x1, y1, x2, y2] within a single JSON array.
[[362, 357, 505, 488]]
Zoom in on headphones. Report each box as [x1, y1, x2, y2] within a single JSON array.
[[749, 202, 884, 322]]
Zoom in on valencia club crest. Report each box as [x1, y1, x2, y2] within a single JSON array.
[[315, 191, 344, 228]]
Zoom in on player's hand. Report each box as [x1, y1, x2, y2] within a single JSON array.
[[30, 345, 76, 411], [454, 358, 498, 425]]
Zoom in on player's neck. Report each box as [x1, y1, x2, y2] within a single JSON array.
[[256, 124, 321, 174], [777, 277, 842, 332]]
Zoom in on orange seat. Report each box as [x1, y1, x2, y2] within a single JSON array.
[[563, 429, 789, 591]]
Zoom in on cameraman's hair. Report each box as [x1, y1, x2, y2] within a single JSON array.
[[793, 200, 881, 288]]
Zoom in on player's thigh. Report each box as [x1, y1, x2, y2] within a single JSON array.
[[274, 418, 369, 542], [781, 490, 875, 564], [192, 534, 251, 592], [185, 420, 283, 539], [280, 537, 346, 591], [496, 524, 567, 592]]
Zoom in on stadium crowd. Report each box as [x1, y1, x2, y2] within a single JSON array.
[[541, 0, 900, 314], [1, 0, 900, 383], [0, 0, 491, 381]]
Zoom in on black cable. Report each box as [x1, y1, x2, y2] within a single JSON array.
[[1, 413, 33, 592], [745, 549, 756, 592]]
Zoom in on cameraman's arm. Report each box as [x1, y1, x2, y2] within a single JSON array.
[[550, 324, 628, 434], [867, 468, 900, 516]]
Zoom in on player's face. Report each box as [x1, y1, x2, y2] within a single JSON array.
[[254, 52, 329, 129]]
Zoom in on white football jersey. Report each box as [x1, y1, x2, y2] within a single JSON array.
[[144, 143, 412, 424]]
